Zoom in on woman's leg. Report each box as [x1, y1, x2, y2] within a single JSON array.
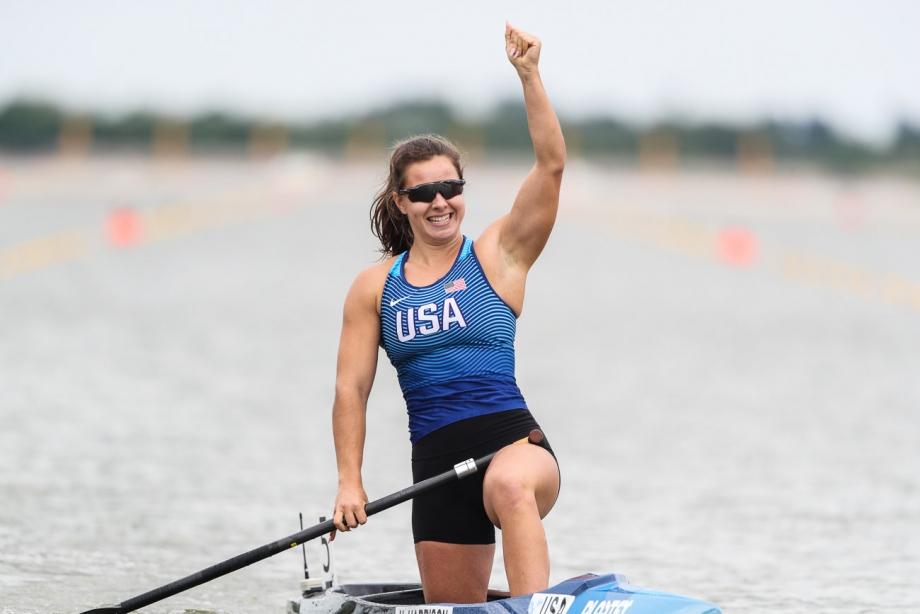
[[482, 443, 560, 596], [415, 541, 495, 603]]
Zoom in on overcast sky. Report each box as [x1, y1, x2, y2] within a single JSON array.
[[3, 0, 919, 144]]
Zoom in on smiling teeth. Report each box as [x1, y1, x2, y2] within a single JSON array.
[[429, 214, 450, 222]]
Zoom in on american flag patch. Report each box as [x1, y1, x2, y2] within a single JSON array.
[[444, 277, 467, 293]]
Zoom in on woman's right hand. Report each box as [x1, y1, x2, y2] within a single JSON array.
[[505, 22, 541, 77], [331, 481, 368, 540]]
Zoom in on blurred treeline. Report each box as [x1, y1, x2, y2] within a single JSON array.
[[2, 97, 920, 175]]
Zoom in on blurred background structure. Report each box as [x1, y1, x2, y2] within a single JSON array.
[[2, 2, 919, 614], [2, 1, 920, 173], [5, 95, 920, 174]]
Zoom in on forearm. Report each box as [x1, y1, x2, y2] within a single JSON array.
[[519, 70, 566, 172], [332, 390, 367, 486]]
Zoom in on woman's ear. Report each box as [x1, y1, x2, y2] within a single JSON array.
[[392, 192, 408, 215]]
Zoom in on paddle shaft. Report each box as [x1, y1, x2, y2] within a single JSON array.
[[83, 449, 501, 614]]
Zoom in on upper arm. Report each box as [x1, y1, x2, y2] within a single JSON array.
[[497, 163, 564, 270], [335, 265, 385, 404]]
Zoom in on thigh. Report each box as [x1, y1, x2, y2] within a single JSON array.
[[415, 541, 495, 603], [482, 441, 560, 526], [412, 458, 495, 544]]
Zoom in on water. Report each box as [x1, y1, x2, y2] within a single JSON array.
[[1, 155, 918, 613]]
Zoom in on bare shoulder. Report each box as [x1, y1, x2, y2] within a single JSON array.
[[346, 257, 397, 315], [474, 215, 527, 315], [474, 215, 510, 269]]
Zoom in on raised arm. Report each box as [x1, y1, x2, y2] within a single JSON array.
[[331, 265, 384, 537], [498, 23, 566, 270]]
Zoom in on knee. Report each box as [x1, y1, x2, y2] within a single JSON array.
[[484, 470, 537, 519]]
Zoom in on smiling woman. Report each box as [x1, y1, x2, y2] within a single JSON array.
[[370, 136, 467, 256], [329, 22, 566, 605]]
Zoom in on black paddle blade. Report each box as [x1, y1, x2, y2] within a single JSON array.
[[78, 606, 122, 614]]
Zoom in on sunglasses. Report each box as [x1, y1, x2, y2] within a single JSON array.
[[398, 179, 466, 203]]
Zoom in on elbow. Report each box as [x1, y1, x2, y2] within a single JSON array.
[[537, 143, 566, 176], [537, 155, 566, 178], [551, 156, 566, 176], [334, 380, 371, 410]]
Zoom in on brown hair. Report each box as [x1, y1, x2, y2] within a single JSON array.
[[370, 134, 464, 257]]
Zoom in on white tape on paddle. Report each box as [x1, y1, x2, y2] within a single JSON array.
[[453, 458, 477, 478]]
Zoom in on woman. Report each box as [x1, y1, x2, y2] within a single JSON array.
[[331, 23, 566, 604]]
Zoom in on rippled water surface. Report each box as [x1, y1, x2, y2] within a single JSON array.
[[1, 156, 919, 613]]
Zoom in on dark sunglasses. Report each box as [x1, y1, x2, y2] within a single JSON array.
[[398, 179, 465, 203]]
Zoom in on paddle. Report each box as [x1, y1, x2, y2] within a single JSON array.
[[79, 429, 545, 614]]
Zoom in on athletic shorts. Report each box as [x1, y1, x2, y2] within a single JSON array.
[[411, 408, 558, 545]]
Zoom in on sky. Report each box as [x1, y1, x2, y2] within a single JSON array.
[[2, 0, 919, 144]]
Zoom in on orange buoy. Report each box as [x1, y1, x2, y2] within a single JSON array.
[[107, 207, 142, 247], [716, 227, 758, 267]]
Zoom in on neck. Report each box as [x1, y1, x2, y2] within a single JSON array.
[[409, 233, 463, 267]]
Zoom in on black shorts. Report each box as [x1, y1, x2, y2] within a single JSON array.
[[411, 408, 557, 545]]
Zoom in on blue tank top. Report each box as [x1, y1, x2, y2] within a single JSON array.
[[380, 236, 527, 443]]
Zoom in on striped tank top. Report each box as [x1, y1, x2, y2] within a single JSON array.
[[380, 236, 527, 443]]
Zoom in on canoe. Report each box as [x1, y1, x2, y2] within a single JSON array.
[[286, 573, 721, 614], [78, 452, 722, 614]]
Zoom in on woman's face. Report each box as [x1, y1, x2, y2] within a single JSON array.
[[395, 155, 465, 245]]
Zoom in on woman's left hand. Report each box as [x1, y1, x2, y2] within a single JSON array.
[[505, 22, 541, 75]]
